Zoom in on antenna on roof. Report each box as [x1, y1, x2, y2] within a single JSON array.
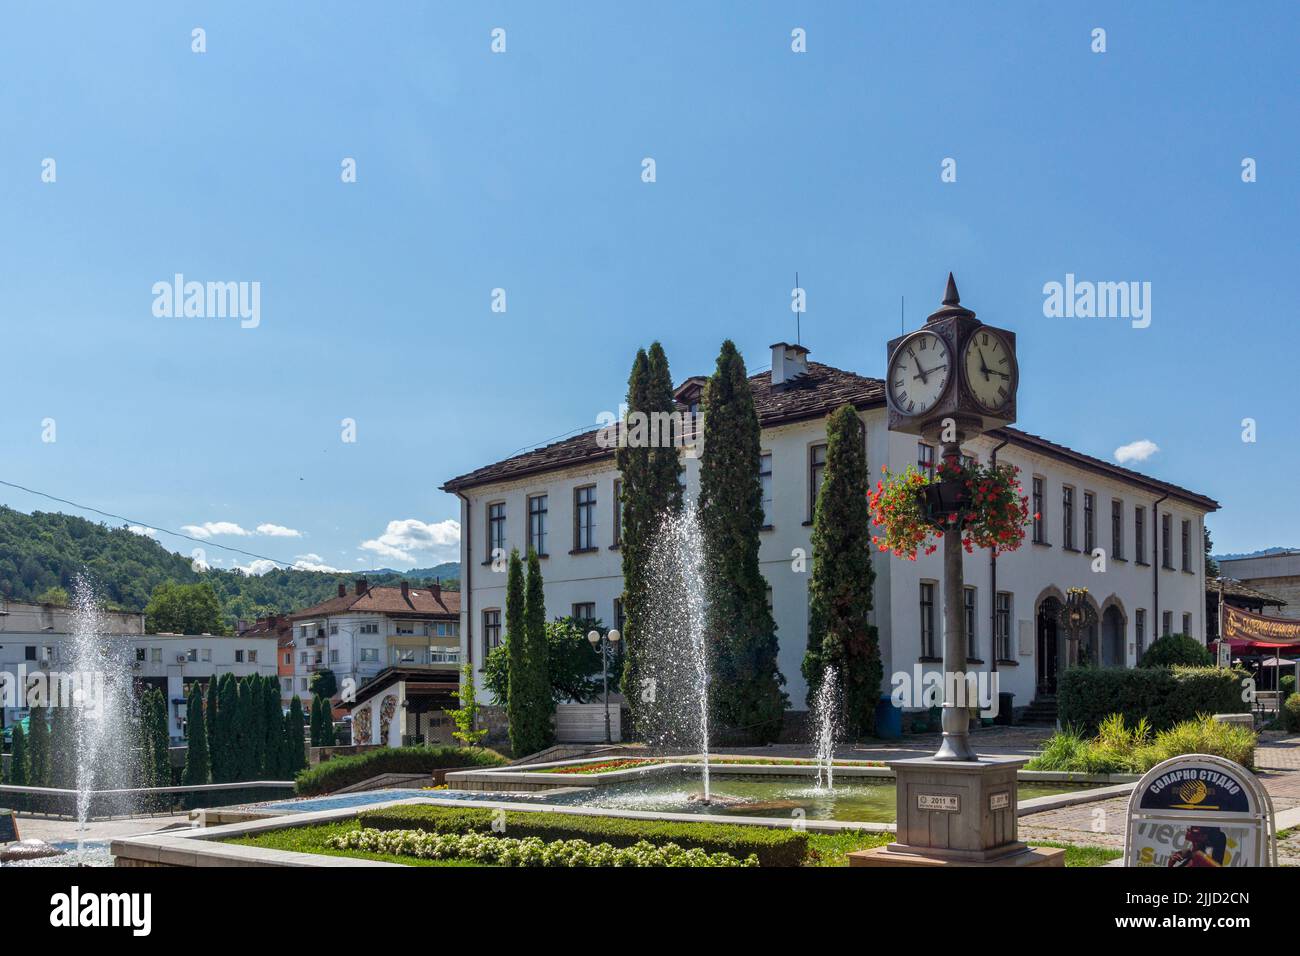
[[795, 271, 802, 346]]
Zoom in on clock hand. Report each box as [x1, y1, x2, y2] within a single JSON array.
[[912, 355, 928, 385], [913, 363, 948, 380], [978, 348, 991, 381]]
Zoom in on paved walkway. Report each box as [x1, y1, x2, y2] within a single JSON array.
[[13, 813, 194, 847]]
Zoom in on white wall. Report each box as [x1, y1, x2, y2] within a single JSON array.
[[456, 409, 1211, 714]]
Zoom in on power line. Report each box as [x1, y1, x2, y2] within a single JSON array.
[[0, 477, 297, 569]]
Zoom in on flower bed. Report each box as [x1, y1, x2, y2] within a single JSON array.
[[328, 827, 756, 867], [524, 758, 664, 774], [358, 804, 808, 867]]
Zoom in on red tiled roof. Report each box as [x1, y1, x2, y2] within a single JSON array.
[[290, 585, 460, 621], [441, 362, 1218, 512]]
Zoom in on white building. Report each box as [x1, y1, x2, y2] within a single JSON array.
[[0, 599, 278, 740], [442, 343, 1217, 721], [283, 579, 461, 712]]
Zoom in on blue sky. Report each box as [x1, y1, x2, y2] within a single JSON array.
[[0, 1, 1295, 571]]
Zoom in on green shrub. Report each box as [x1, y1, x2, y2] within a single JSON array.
[[1282, 693, 1300, 733], [1058, 665, 1247, 734], [359, 804, 808, 867], [1027, 714, 1256, 774], [293, 746, 507, 796], [1138, 633, 1212, 668], [329, 827, 756, 867], [1282, 675, 1297, 699], [1136, 715, 1257, 771]]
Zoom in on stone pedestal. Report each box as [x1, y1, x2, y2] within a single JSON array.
[[849, 755, 1063, 868]]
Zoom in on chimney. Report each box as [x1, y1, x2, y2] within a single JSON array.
[[400, 580, 410, 600], [355, 577, 368, 596], [769, 342, 810, 388], [337, 583, 347, 598], [431, 580, 442, 601]]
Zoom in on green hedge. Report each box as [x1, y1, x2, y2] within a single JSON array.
[[294, 746, 507, 796], [1137, 633, 1213, 668], [358, 804, 808, 868], [1283, 694, 1300, 733], [1058, 666, 1248, 735]]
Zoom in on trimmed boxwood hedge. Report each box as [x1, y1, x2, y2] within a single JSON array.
[[358, 804, 808, 868], [1058, 665, 1248, 735], [294, 746, 507, 796]]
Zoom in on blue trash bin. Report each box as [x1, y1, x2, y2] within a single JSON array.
[[874, 697, 902, 739]]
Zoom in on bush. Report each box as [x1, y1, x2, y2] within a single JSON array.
[[1282, 675, 1297, 699], [1027, 714, 1256, 774], [359, 804, 808, 867], [293, 746, 507, 796], [1058, 665, 1247, 734], [1136, 715, 1257, 771], [328, 827, 756, 867], [1138, 633, 1212, 668], [1282, 693, 1300, 733]]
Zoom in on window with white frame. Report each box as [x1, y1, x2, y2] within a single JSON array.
[[964, 586, 977, 660], [995, 592, 1012, 660], [528, 494, 548, 555], [920, 583, 937, 658], [1062, 485, 1075, 550], [574, 485, 597, 551], [809, 444, 827, 519], [759, 452, 773, 527], [488, 501, 507, 557], [360, 647, 379, 663]]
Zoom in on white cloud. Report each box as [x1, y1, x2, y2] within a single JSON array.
[[360, 518, 461, 566], [1114, 439, 1160, 465], [291, 554, 343, 573], [233, 558, 280, 575], [256, 523, 303, 537], [127, 525, 158, 538], [181, 521, 252, 539]]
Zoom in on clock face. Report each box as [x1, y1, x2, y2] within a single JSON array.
[[888, 331, 952, 416], [962, 327, 1016, 412]]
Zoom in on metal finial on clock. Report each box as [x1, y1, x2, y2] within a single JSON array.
[[943, 272, 960, 306]]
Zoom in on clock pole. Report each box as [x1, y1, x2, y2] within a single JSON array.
[[935, 438, 977, 761]]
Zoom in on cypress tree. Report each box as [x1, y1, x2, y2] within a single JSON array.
[[182, 682, 210, 785], [309, 694, 323, 747], [617, 343, 684, 734], [216, 673, 239, 782], [206, 673, 221, 782], [523, 548, 554, 752], [320, 696, 336, 747], [262, 677, 283, 777], [803, 404, 882, 737], [245, 677, 265, 778], [27, 705, 51, 786], [10, 724, 28, 786], [50, 701, 76, 789], [698, 340, 787, 743], [147, 688, 171, 787], [504, 548, 530, 756], [284, 696, 306, 776]]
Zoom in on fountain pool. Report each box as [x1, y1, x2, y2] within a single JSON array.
[[543, 773, 1091, 823]]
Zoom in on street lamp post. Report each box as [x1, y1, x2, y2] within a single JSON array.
[[587, 628, 621, 744]]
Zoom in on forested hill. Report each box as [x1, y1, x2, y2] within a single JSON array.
[[0, 507, 458, 626]]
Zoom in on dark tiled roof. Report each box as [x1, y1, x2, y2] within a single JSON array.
[[1211, 577, 1288, 607], [441, 362, 1218, 512], [290, 585, 460, 621], [989, 427, 1220, 512], [342, 665, 460, 709], [441, 362, 884, 491]]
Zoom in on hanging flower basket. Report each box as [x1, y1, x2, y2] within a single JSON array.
[[868, 457, 1034, 561]]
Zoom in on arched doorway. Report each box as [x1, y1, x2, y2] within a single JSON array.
[[1101, 605, 1125, 667], [1037, 597, 1061, 694]]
